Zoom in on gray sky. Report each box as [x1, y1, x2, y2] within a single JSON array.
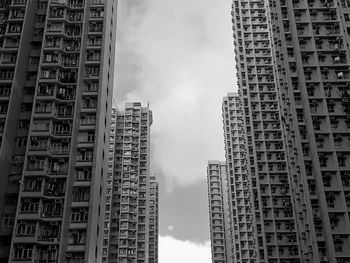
[[114, 0, 235, 261]]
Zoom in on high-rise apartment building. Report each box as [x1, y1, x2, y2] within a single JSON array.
[[208, 1, 350, 262], [109, 102, 158, 263], [207, 161, 232, 263], [148, 175, 159, 263], [267, 0, 350, 262], [224, 0, 350, 262], [222, 93, 256, 263], [231, 1, 301, 262], [0, 0, 118, 262], [102, 108, 117, 263]]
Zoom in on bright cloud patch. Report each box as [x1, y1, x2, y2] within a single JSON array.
[[115, 0, 235, 191], [159, 235, 211, 263]]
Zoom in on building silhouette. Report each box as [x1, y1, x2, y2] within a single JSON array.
[[148, 175, 159, 263], [232, 0, 301, 261], [222, 93, 256, 262], [207, 161, 232, 263], [209, 0, 350, 262], [108, 102, 158, 263], [0, 0, 118, 262], [268, 0, 350, 261]]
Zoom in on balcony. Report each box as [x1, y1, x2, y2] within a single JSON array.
[[35, 245, 59, 263], [43, 179, 66, 197], [62, 40, 80, 52], [41, 199, 64, 218], [58, 70, 78, 83], [54, 104, 74, 118], [49, 143, 70, 156], [22, 178, 42, 194], [51, 121, 72, 137], [37, 222, 60, 243], [12, 244, 33, 263], [6, 23, 22, 35], [47, 159, 68, 175]]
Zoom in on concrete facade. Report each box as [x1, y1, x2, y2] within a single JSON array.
[[227, 0, 350, 262], [223, 93, 257, 263], [148, 175, 158, 263], [268, 0, 350, 262], [232, 1, 301, 262], [108, 102, 158, 263], [0, 0, 118, 262], [207, 161, 232, 263]]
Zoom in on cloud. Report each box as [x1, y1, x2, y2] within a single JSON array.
[[167, 225, 174, 231], [114, 0, 235, 190], [159, 235, 211, 263]]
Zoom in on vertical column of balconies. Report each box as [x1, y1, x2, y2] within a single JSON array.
[[223, 93, 256, 263], [110, 104, 152, 263], [148, 176, 158, 263], [120, 106, 141, 262], [222, 97, 236, 263], [268, 0, 350, 262], [108, 113, 124, 262], [137, 107, 151, 263], [9, 0, 86, 262], [232, 1, 267, 261], [153, 179, 159, 263], [0, 0, 25, 145], [232, 1, 301, 263], [207, 162, 228, 263], [119, 106, 141, 262], [0, 1, 32, 261], [101, 108, 116, 263], [66, 0, 106, 261]]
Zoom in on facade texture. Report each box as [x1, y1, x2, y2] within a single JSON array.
[[102, 108, 117, 263], [108, 102, 158, 263], [268, 0, 350, 262], [227, 0, 350, 262], [148, 175, 159, 263], [207, 161, 232, 263], [232, 1, 301, 262], [0, 0, 118, 262], [222, 93, 256, 263]]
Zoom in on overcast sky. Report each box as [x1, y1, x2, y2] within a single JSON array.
[[114, 0, 235, 261]]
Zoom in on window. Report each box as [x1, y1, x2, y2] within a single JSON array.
[[47, 23, 63, 32], [338, 156, 346, 167], [23, 178, 42, 192], [14, 245, 33, 260], [71, 208, 88, 222], [16, 137, 27, 147], [86, 66, 100, 76], [91, 0, 105, 5], [72, 187, 90, 202], [27, 156, 46, 171], [68, 229, 87, 244], [90, 8, 104, 17], [75, 169, 92, 181], [20, 198, 40, 213], [17, 222, 36, 236], [89, 21, 103, 32], [35, 102, 53, 113], [87, 51, 101, 61], [2, 213, 15, 227], [18, 120, 30, 129], [344, 14, 349, 22], [80, 114, 96, 125]]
